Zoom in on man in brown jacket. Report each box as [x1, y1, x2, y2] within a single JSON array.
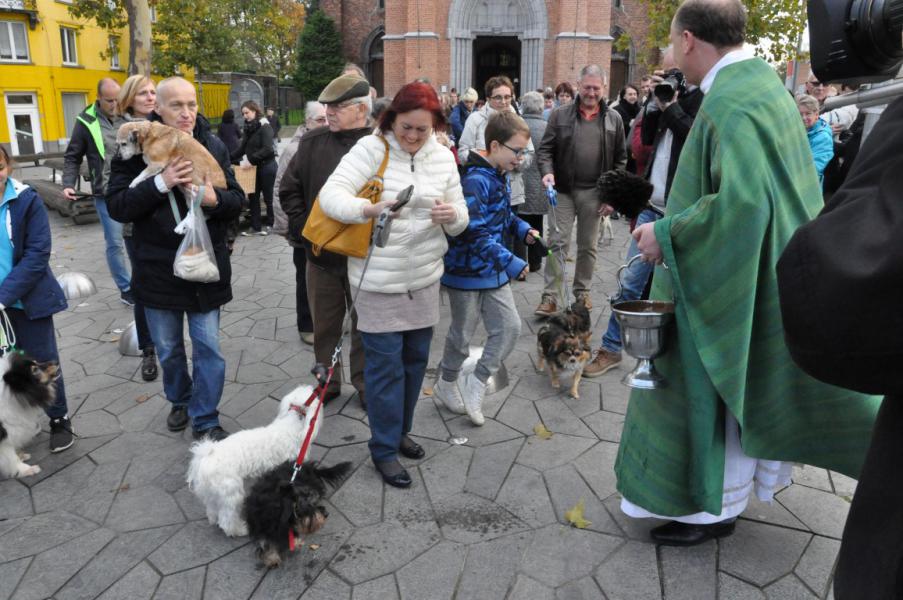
[[278, 75, 372, 406], [535, 64, 627, 316]]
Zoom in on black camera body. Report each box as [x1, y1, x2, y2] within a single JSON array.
[[654, 69, 688, 103], [808, 0, 903, 84]]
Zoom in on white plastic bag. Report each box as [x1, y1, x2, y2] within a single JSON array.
[[172, 186, 220, 283]]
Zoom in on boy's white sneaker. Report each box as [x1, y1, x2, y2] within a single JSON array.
[[435, 378, 467, 414], [461, 373, 487, 426]]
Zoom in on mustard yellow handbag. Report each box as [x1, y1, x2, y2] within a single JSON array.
[[302, 137, 390, 258]]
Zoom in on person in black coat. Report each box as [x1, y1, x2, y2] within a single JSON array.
[[232, 101, 277, 235], [217, 109, 241, 156], [612, 84, 641, 136], [106, 77, 243, 441]]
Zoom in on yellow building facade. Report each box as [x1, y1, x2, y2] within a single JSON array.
[[0, 0, 228, 156]]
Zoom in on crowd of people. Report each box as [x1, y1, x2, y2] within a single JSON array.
[[2, 0, 894, 592]]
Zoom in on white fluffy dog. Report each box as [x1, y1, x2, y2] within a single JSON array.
[[187, 385, 323, 537]]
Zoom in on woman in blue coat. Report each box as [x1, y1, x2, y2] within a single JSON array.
[[797, 94, 834, 186], [0, 146, 73, 453]]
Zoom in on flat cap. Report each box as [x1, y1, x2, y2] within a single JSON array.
[[318, 75, 371, 104]]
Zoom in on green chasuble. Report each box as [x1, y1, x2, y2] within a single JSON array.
[[614, 58, 880, 517]]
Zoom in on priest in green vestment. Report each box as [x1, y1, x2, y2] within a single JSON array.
[[614, 0, 880, 546]]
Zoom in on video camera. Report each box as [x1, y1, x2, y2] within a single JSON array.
[[808, 0, 903, 84], [653, 68, 688, 103]]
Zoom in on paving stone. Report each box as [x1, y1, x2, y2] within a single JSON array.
[[434, 492, 530, 544], [794, 536, 840, 598], [96, 561, 160, 600], [329, 462, 384, 527], [352, 574, 398, 600], [494, 393, 543, 436], [89, 431, 176, 464], [778, 485, 850, 539], [660, 541, 717, 600], [30, 456, 97, 513], [203, 545, 265, 600], [71, 409, 122, 438], [507, 574, 555, 600], [148, 522, 247, 575], [764, 574, 819, 599], [543, 464, 621, 536], [465, 438, 522, 500], [20, 434, 117, 485], [455, 531, 532, 600], [383, 468, 436, 532], [829, 471, 857, 498], [119, 443, 188, 489], [153, 567, 206, 600], [0, 516, 28, 538], [718, 573, 767, 600], [0, 480, 32, 520], [420, 445, 473, 503], [0, 557, 30, 600], [720, 519, 811, 587], [741, 494, 808, 530], [446, 416, 523, 447], [410, 398, 451, 442], [236, 361, 289, 385], [556, 576, 605, 600], [85, 382, 149, 415], [599, 381, 629, 415], [321, 442, 372, 471], [234, 397, 283, 430], [329, 521, 441, 585], [521, 524, 621, 588], [57, 525, 180, 600], [534, 399, 598, 438], [0, 510, 97, 562], [315, 415, 373, 448], [572, 441, 620, 502], [299, 570, 352, 600], [581, 410, 625, 443], [516, 434, 597, 471], [117, 395, 167, 432], [396, 541, 464, 600], [496, 464, 558, 528], [793, 465, 833, 493], [595, 540, 662, 599], [511, 374, 565, 402], [105, 484, 185, 532], [11, 527, 116, 600]]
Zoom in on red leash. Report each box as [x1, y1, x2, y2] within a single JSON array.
[[289, 362, 336, 483]]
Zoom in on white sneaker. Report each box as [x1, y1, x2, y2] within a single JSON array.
[[461, 373, 486, 426], [434, 378, 466, 414]]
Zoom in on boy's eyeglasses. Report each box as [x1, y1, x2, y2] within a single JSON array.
[[501, 142, 527, 157]]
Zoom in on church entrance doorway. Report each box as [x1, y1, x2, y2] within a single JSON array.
[[473, 36, 521, 97]]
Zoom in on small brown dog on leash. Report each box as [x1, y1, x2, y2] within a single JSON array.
[[536, 302, 592, 398], [115, 121, 227, 189]]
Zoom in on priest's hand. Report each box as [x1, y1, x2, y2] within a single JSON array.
[[632, 223, 663, 263]]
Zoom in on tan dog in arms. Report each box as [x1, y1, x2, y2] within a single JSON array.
[[115, 121, 227, 189]]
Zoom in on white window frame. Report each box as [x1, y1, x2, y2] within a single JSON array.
[[109, 35, 120, 69], [0, 20, 30, 63], [60, 26, 78, 66]]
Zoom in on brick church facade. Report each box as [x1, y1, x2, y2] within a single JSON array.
[[320, 0, 659, 99]]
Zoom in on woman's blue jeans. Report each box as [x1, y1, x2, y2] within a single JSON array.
[[361, 327, 433, 463], [144, 307, 225, 432]]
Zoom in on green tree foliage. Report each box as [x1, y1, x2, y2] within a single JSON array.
[[644, 0, 807, 64], [229, 0, 306, 81], [151, 0, 240, 75], [68, 0, 151, 74], [293, 10, 345, 99]]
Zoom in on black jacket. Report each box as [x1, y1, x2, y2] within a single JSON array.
[[613, 101, 640, 137], [217, 121, 241, 156], [640, 88, 704, 199], [536, 98, 627, 193], [105, 113, 243, 312], [62, 102, 115, 195], [278, 125, 371, 270], [231, 119, 275, 166]]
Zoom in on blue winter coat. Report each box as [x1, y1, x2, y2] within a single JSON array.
[[807, 119, 834, 185], [442, 154, 530, 290], [449, 102, 472, 143], [0, 179, 68, 319]]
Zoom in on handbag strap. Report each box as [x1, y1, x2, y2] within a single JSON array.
[[168, 185, 205, 225], [374, 136, 390, 183]]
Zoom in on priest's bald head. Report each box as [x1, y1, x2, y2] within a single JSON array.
[[669, 0, 747, 85]]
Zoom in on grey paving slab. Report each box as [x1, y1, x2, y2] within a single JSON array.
[[741, 494, 809, 530], [764, 574, 820, 599], [0, 557, 30, 600], [328, 521, 440, 585], [572, 441, 620, 502], [95, 561, 160, 600], [581, 410, 625, 443], [464, 438, 522, 500], [794, 536, 840, 598], [153, 567, 206, 600], [299, 570, 352, 600], [793, 466, 833, 493], [329, 463, 384, 527], [535, 399, 598, 438], [718, 573, 767, 600], [434, 492, 530, 544], [507, 575, 555, 600], [382, 469, 436, 532], [595, 540, 662, 600], [0, 480, 31, 520], [521, 524, 621, 588], [420, 445, 473, 503], [455, 532, 532, 600], [496, 464, 558, 528], [446, 415, 523, 447], [659, 541, 718, 600], [105, 483, 185, 532], [720, 520, 812, 587], [829, 471, 857, 498], [543, 464, 621, 536], [396, 541, 465, 600], [0, 510, 98, 562], [410, 398, 452, 442], [352, 574, 398, 600], [777, 485, 850, 539], [516, 433, 597, 471], [203, 545, 266, 600], [556, 577, 605, 600], [494, 393, 543, 436], [315, 414, 373, 448], [20, 433, 117, 485], [148, 522, 247, 575]]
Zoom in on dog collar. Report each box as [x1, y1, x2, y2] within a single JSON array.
[[288, 404, 307, 415]]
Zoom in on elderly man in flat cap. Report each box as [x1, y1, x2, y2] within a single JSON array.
[[279, 75, 373, 407]]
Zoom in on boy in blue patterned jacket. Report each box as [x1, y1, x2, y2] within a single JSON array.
[[435, 111, 539, 426]]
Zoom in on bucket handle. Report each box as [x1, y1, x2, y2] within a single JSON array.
[[612, 255, 670, 302]]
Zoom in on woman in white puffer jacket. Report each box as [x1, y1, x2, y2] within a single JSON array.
[[318, 82, 468, 489]]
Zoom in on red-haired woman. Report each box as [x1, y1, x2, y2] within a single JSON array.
[[319, 82, 469, 488]]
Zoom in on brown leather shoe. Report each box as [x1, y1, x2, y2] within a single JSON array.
[[576, 293, 593, 311], [583, 349, 622, 377], [534, 297, 558, 317]]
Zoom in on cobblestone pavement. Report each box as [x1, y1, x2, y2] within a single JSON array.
[[0, 207, 852, 600]]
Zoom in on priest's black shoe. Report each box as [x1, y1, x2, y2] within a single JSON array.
[[374, 459, 412, 488], [650, 519, 736, 546], [399, 435, 425, 459]]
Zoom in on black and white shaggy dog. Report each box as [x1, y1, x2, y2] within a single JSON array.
[[0, 351, 58, 478], [537, 302, 593, 398], [244, 460, 352, 569]]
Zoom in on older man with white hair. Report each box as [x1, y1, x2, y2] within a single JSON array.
[[535, 64, 627, 316]]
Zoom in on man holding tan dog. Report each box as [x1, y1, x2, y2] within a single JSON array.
[[106, 77, 244, 442]]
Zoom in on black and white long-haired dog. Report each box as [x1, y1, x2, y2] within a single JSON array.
[[0, 351, 59, 478], [243, 460, 352, 569], [537, 302, 593, 398]]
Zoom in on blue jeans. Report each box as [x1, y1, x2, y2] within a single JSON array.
[[6, 309, 68, 419], [144, 307, 225, 432], [601, 208, 660, 353], [361, 327, 432, 463], [94, 198, 130, 293], [122, 237, 153, 351]]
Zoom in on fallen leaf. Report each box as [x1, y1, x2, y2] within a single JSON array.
[[136, 394, 150, 404], [533, 423, 553, 440], [118, 484, 131, 492], [308, 543, 320, 551], [422, 386, 433, 396], [109, 336, 121, 343], [564, 498, 592, 529]]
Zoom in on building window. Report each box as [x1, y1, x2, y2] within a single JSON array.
[[0, 21, 29, 62], [61, 92, 87, 140], [109, 35, 120, 68], [614, 0, 623, 8], [376, 0, 384, 9], [60, 26, 78, 65]]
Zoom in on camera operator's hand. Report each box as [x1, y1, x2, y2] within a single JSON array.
[[655, 90, 679, 113]]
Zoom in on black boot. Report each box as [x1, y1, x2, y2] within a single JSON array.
[[141, 348, 158, 382], [650, 519, 736, 546]]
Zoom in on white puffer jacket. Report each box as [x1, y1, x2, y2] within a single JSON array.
[[318, 132, 468, 294]]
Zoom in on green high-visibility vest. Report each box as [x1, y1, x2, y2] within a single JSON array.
[[76, 103, 106, 160]]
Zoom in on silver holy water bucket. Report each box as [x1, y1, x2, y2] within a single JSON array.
[[118, 321, 142, 357], [56, 271, 97, 300], [610, 255, 675, 389]]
